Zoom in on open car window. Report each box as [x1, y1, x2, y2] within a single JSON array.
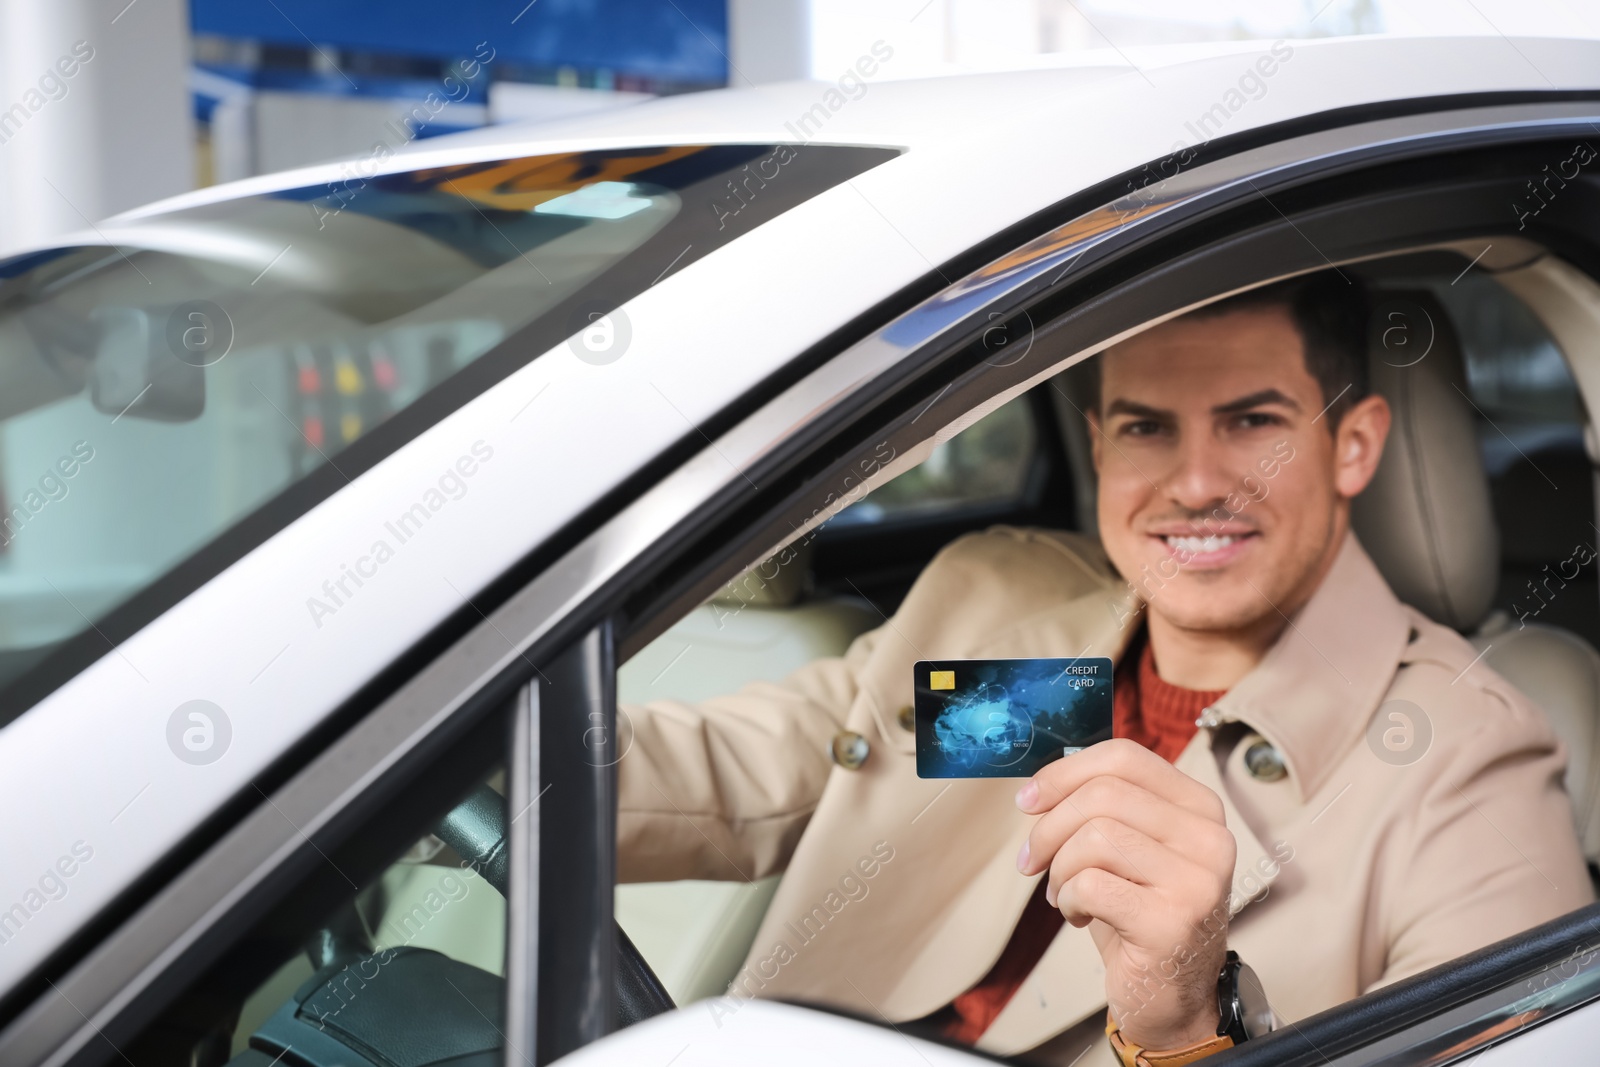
[[612, 255, 1600, 1060]]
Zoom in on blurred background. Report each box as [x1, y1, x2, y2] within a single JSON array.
[[0, 0, 1596, 257]]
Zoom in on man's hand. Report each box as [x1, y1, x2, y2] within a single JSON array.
[[1015, 738, 1237, 1051]]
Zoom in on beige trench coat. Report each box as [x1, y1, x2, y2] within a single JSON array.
[[617, 528, 1592, 1063]]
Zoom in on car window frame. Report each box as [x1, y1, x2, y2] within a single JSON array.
[[9, 95, 1600, 1067], [1220, 901, 1600, 1066]]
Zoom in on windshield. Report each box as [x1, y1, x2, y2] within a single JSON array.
[[0, 143, 897, 721]]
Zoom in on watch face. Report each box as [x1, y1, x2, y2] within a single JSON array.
[[1235, 959, 1277, 1039]]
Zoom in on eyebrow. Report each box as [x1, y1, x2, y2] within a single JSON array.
[[1103, 398, 1171, 420], [1211, 389, 1300, 415], [1102, 388, 1301, 420]]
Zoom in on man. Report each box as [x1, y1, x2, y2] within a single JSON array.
[[616, 272, 1591, 1065]]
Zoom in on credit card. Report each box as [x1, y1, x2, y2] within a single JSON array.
[[914, 657, 1113, 779]]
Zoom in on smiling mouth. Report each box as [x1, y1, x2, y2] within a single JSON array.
[[1163, 534, 1245, 553], [1152, 530, 1260, 564]]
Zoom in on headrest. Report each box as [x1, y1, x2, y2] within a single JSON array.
[[1350, 291, 1501, 632]]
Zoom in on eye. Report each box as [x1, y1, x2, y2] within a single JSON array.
[[1232, 411, 1282, 430], [1120, 419, 1165, 437]]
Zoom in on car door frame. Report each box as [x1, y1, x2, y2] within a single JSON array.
[[9, 93, 1600, 1067]]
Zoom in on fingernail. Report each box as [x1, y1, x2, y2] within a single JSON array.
[[1045, 884, 1057, 908], [1015, 781, 1038, 809], [1016, 840, 1030, 871]]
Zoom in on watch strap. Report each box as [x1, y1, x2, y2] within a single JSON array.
[[1106, 1015, 1235, 1067]]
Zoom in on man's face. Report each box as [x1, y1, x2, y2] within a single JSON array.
[[1089, 304, 1388, 634]]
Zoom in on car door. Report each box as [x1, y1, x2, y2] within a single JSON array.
[[567, 95, 1600, 1064], [11, 92, 1600, 1067]]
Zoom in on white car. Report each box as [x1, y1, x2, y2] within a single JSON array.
[[2, 32, 1600, 1067]]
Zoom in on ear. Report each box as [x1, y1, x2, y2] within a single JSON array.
[[1333, 394, 1391, 499]]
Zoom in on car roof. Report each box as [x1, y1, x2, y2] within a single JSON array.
[[3, 33, 1599, 1001], [95, 34, 1600, 230]]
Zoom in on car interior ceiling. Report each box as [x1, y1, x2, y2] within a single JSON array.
[[613, 246, 1600, 1008]]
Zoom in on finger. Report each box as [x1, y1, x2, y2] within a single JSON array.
[[1023, 739, 1217, 817], [1041, 815, 1190, 896], [1049, 830, 1223, 922], [1017, 738, 1224, 821], [1054, 865, 1147, 930], [1020, 777, 1229, 877], [1053, 849, 1223, 944]]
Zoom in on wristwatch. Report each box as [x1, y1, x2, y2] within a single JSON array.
[[1217, 950, 1276, 1045], [1107, 951, 1276, 1067]]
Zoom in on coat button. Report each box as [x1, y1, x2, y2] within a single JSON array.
[[897, 705, 915, 732], [1244, 740, 1287, 782], [831, 730, 870, 770]]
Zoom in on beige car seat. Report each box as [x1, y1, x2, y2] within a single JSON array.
[[1351, 291, 1600, 866], [615, 548, 879, 1003]]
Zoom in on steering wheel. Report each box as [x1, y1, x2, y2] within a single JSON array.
[[427, 784, 676, 1028], [227, 785, 674, 1067]]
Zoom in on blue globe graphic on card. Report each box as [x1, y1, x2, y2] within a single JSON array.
[[914, 658, 1113, 778]]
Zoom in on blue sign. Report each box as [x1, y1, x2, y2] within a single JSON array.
[[191, 0, 728, 85]]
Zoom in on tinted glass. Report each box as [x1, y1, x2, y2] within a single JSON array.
[[1433, 275, 1598, 646], [0, 143, 897, 720], [127, 761, 510, 1067], [832, 396, 1038, 525]]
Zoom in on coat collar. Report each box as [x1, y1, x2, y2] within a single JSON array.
[[1207, 533, 1412, 802], [997, 531, 1410, 802]]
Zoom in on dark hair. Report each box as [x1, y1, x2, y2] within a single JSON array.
[[1089, 270, 1371, 428]]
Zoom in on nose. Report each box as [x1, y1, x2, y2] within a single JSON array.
[[1161, 431, 1235, 513]]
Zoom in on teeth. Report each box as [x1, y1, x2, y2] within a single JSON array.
[[1166, 535, 1236, 554]]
